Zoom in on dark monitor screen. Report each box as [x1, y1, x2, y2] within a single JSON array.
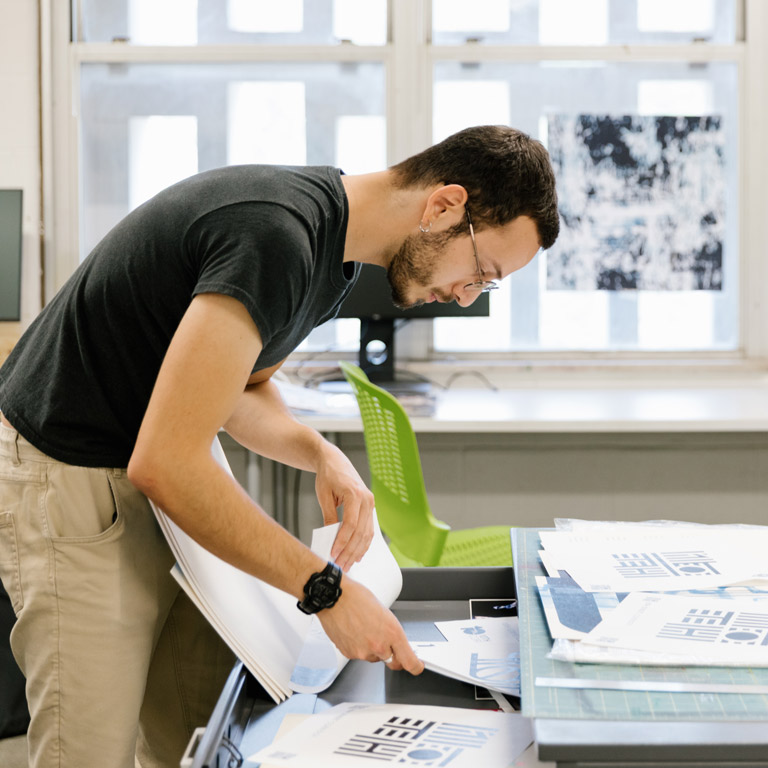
[[335, 264, 489, 391], [0, 190, 22, 322]]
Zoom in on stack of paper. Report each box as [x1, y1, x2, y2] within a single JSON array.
[[413, 617, 521, 697], [536, 519, 768, 667], [249, 701, 533, 768], [273, 377, 360, 416], [151, 437, 403, 703]]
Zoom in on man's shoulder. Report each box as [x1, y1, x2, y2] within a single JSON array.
[[179, 163, 340, 189], [156, 164, 343, 218]]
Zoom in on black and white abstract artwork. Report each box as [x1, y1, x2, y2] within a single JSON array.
[[546, 114, 725, 291]]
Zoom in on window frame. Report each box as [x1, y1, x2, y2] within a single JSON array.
[[46, 0, 768, 368]]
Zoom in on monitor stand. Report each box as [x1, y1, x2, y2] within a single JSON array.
[[358, 318, 431, 395], [318, 318, 432, 396]]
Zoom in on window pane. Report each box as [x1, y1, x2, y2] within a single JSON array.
[[432, 0, 737, 45], [77, 0, 387, 45], [79, 61, 385, 255], [228, 0, 304, 34], [228, 81, 308, 165], [432, 60, 738, 353], [335, 115, 387, 174], [129, 116, 199, 209]]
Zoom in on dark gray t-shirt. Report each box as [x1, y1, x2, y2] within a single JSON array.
[[0, 164, 358, 468]]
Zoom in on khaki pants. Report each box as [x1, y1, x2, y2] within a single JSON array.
[[0, 421, 235, 768]]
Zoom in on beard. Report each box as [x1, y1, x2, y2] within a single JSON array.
[[386, 225, 463, 309]]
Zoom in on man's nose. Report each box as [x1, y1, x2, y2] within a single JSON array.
[[456, 288, 481, 308]]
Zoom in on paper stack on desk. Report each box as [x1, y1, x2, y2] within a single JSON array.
[[151, 437, 403, 704], [536, 519, 768, 667]]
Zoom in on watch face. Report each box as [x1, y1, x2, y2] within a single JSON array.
[[298, 563, 342, 614], [309, 576, 341, 604]]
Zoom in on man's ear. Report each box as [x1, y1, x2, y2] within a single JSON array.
[[421, 184, 468, 232]]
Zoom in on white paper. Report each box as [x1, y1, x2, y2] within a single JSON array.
[[435, 617, 519, 646], [581, 591, 768, 666], [547, 636, 698, 666], [553, 518, 721, 533], [249, 701, 533, 768], [553, 518, 768, 535], [274, 377, 359, 416], [412, 618, 521, 696], [154, 475, 308, 702], [537, 549, 559, 577], [151, 437, 403, 703], [289, 518, 403, 694], [538, 529, 768, 593], [414, 643, 521, 697]]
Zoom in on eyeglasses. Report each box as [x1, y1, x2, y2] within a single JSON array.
[[464, 208, 499, 293]]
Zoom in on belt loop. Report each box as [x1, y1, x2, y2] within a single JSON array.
[[9, 430, 21, 467]]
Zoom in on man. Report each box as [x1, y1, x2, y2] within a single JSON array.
[[0, 124, 559, 767]]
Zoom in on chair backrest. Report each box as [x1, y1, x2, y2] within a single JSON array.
[[339, 361, 449, 566]]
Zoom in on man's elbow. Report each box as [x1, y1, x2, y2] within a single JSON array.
[[128, 441, 205, 507], [127, 446, 164, 500]]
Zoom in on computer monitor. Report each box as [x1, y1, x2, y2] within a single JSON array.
[[336, 263, 489, 392], [0, 190, 23, 322]]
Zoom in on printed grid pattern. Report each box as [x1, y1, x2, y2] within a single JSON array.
[[334, 716, 498, 766]]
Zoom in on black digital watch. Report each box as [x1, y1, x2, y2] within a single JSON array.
[[296, 561, 343, 615]]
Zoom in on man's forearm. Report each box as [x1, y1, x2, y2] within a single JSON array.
[[223, 376, 375, 567], [224, 379, 333, 472], [130, 443, 327, 599]]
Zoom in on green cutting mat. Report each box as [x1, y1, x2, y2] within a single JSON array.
[[514, 527, 768, 721]]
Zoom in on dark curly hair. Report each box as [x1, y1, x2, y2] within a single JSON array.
[[390, 125, 559, 249]]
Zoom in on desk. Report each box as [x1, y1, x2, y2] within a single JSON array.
[[189, 556, 768, 768], [293, 383, 768, 434]]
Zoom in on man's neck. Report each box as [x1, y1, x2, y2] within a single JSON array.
[[340, 171, 430, 269]]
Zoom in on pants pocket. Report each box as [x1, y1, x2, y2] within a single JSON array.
[[44, 464, 124, 543], [0, 511, 23, 613]]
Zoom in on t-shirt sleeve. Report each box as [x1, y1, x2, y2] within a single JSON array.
[[185, 202, 313, 347]]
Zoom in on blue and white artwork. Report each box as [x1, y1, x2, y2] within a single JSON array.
[[335, 716, 499, 765], [249, 702, 534, 768], [611, 550, 722, 579], [547, 114, 725, 291], [657, 607, 768, 646], [580, 592, 768, 666]]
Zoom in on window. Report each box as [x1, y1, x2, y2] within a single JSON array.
[[432, 60, 738, 354], [60, 1, 764, 362], [78, 0, 388, 46], [79, 61, 386, 253], [430, 0, 742, 355]]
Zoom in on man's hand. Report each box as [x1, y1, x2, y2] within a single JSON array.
[[317, 576, 424, 674], [314, 443, 375, 571]]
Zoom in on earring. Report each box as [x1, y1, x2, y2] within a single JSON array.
[[419, 220, 432, 234]]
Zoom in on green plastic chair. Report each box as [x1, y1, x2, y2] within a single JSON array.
[[339, 361, 513, 567]]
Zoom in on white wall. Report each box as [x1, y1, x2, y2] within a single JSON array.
[[0, 0, 41, 360], [220, 430, 768, 549]]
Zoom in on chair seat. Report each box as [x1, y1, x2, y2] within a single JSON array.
[[388, 525, 513, 568], [438, 525, 514, 567]]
